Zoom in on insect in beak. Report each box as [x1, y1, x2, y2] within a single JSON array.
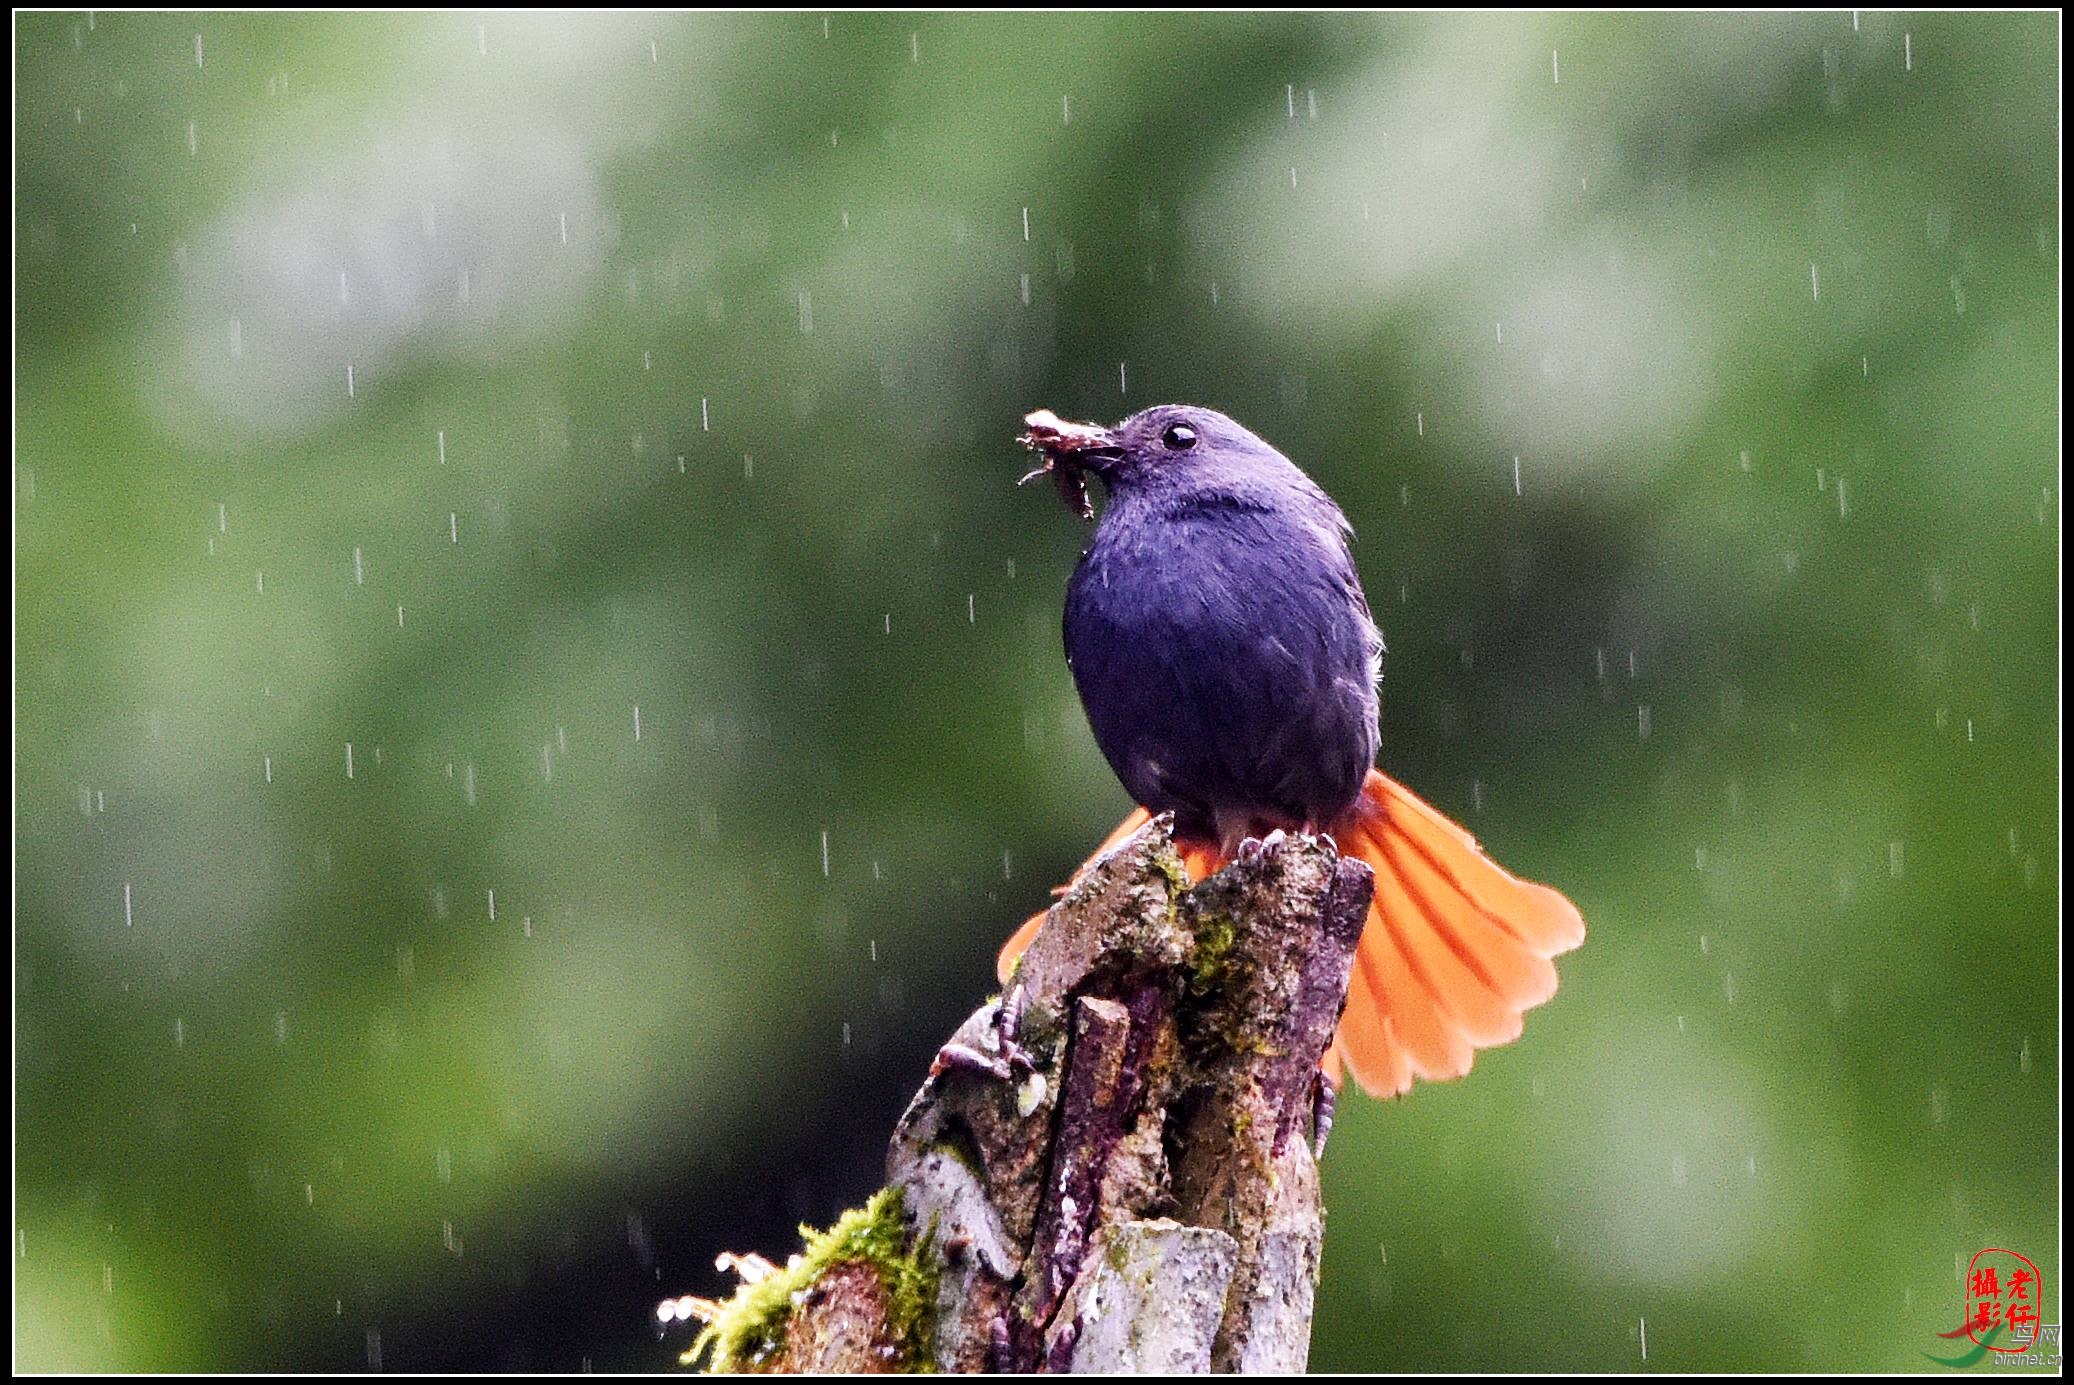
[[1016, 409, 1123, 522]]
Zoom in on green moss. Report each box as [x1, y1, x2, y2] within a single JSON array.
[[685, 1187, 939, 1373], [1149, 839, 1191, 894], [1187, 908, 1239, 1000]]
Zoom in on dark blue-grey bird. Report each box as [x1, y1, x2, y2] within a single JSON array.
[[1002, 404, 1584, 1098]]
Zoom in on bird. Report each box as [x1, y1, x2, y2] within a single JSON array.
[[1001, 404, 1584, 1100]]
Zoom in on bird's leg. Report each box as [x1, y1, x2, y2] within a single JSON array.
[[1311, 1068, 1340, 1160], [994, 982, 1039, 1075]]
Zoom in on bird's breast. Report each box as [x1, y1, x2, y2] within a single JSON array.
[[1062, 496, 1380, 831]]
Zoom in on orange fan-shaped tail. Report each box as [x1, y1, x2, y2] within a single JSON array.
[[996, 770, 1584, 1099]]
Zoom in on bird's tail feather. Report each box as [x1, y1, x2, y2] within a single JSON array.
[[996, 770, 1584, 1100]]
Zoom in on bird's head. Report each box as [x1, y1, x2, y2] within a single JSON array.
[[1017, 404, 1278, 520]]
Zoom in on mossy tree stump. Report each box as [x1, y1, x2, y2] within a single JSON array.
[[684, 816, 1372, 1373]]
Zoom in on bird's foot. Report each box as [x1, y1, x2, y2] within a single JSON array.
[[1235, 827, 1291, 866], [930, 985, 1038, 1083], [930, 1041, 1015, 1082]]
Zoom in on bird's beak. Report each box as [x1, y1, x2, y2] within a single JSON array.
[[1017, 409, 1122, 521]]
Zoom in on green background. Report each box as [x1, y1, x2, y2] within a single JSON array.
[[15, 11, 2059, 1372]]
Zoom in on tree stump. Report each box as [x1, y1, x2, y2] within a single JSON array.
[[681, 816, 1372, 1374]]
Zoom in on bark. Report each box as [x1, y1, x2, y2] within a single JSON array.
[[686, 816, 1372, 1374]]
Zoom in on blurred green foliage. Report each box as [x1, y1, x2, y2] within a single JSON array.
[[15, 11, 2058, 1372]]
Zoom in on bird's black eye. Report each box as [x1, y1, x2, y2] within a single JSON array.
[[1161, 423, 1198, 451]]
